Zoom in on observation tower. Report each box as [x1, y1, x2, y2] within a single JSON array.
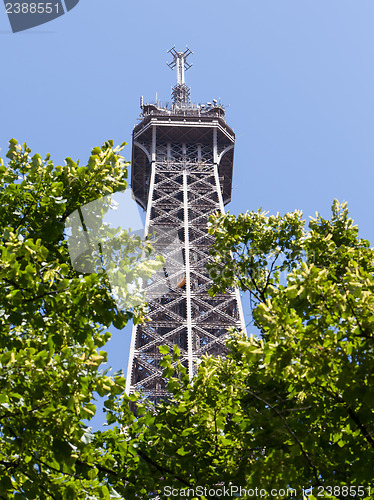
[[126, 48, 245, 403]]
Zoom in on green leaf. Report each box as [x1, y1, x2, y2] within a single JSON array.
[[159, 345, 170, 355]]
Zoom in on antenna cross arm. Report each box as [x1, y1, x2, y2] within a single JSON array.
[[167, 46, 193, 71]]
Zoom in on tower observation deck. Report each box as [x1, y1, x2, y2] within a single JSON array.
[[126, 48, 245, 403]]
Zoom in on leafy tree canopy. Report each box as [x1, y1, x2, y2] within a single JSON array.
[[0, 140, 155, 498], [1, 138, 373, 499], [122, 201, 374, 499]]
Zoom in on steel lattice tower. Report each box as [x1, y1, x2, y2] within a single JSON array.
[[126, 48, 245, 403]]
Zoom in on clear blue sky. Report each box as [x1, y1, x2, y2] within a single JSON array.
[[2, 0, 374, 427]]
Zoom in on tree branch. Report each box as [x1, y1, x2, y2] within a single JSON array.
[[245, 388, 321, 485], [137, 449, 192, 488]]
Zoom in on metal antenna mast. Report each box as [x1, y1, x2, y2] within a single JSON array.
[[167, 46, 193, 107], [127, 49, 245, 407]]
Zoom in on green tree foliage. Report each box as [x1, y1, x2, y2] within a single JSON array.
[[0, 140, 154, 498], [2, 139, 373, 500], [120, 201, 374, 499]]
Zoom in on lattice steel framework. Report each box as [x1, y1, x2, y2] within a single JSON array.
[[126, 49, 245, 404]]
